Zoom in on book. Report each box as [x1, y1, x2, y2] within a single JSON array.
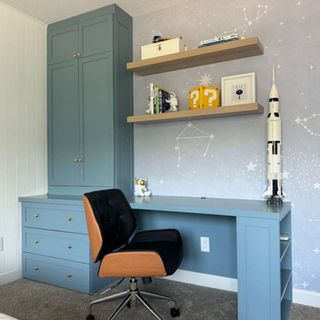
[[154, 85, 159, 114], [149, 83, 154, 114], [160, 90, 171, 112]]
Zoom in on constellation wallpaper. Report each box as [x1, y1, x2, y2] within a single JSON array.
[[132, 0, 320, 293]]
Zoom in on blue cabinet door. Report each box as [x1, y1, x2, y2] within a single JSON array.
[[79, 52, 114, 187], [48, 25, 78, 65], [237, 217, 281, 320], [48, 61, 80, 186], [79, 14, 113, 58]]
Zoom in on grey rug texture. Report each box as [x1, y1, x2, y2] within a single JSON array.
[[0, 279, 319, 320]]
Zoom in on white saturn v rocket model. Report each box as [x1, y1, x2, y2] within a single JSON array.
[[263, 67, 284, 204]]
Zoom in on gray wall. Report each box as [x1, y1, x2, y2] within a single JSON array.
[[133, 0, 320, 293]]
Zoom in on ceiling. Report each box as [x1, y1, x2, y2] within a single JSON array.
[[0, 0, 188, 24]]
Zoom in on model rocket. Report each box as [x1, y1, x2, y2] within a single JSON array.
[[263, 67, 284, 204]]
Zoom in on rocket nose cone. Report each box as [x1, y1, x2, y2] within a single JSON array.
[[269, 82, 279, 99]]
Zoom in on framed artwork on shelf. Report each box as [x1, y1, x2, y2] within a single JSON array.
[[221, 72, 256, 106]]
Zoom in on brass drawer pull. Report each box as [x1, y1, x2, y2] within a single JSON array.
[[67, 273, 73, 278], [67, 244, 73, 250], [34, 267, 39, 271], [67, 216, 73, 222], [33, 240, 39, 244], [33, 213, 39, 218]]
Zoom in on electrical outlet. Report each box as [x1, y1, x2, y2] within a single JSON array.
[[0, 236, 3, 252], [200, 236, 210, 252]]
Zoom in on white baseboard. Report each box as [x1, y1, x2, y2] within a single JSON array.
[[293, 288, 320, 308], [166, 269, 238, 292], [0, 269, 22, 286], [167, 269, 320, 308]]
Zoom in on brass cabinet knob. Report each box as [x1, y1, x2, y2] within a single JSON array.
[[67, 244, 72, 250], [33, 240, 39, 244], [67, 273, 73, 278], [73, 158, 78, 163], [77, 158, 83, 163], [33, 213, 39, 218], [34, 267, 39, 271], [77, 53, 81, 57], [73, 53, 77, 58], [67, 216, 73, 222]]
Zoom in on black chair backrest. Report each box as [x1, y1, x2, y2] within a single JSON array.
[[84, 189, 136, 261]]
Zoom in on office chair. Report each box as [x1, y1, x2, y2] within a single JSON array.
[[83, 189, 183, 320]]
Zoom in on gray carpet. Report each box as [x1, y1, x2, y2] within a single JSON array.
[[0, 279, 319, 320]]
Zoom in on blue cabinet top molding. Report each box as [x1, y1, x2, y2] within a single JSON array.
[[19, 194, 291, 220], [47, 4, 132, 32]]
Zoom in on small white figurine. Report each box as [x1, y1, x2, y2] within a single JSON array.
[[166, 92, 179, 112], [134, 178, 152, 197]]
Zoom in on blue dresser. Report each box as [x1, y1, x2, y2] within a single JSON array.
[[20, 196, 110, 294]]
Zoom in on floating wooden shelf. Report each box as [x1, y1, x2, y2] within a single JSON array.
[[127, 37, 263, 76], [127, 103, 264, 124]]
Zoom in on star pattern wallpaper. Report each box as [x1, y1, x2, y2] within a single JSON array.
[[133, 0, 320, 292]]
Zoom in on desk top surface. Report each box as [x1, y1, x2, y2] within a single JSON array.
[[19, 194, 291, 221]]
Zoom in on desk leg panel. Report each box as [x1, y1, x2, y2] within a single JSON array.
[[237, 217, 281, 320]]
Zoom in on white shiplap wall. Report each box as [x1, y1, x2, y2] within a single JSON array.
[[0, 2, 47, 284]]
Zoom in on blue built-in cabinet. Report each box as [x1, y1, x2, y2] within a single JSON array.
[[20, 4, 133, 294], [47, 4, 133, 195]]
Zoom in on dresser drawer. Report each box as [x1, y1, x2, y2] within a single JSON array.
[[22, 204, 87, 234], [23, 228, 90, 263], [23, 253, 90, 293]]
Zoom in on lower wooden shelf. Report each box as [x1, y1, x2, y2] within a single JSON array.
[[127, 103, 264, 124]]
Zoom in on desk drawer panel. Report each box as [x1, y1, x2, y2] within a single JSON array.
[[23, 205, 87, 233], [23, 228, 90, 263], [23, 253, 90, 293]]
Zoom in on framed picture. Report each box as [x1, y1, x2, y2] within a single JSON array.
[[221, 72, 256, 106]]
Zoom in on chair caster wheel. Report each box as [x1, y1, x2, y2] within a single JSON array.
[[170, 308, 180, 317], [86, 314, 95, 320]]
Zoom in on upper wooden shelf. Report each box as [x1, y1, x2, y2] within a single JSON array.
[[127, 103, 264, 124], [127, 37, 263, 76]]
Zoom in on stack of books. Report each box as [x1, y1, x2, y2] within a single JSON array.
[[148, 83, 171, 114]]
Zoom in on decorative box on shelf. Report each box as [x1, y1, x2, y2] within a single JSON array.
[[189, 86, 220, 110], [141, 37, 187, 60]]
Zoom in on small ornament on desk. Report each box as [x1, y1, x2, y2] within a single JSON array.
[[263, 66, 285, 205], [166, 92, 179, 112], [134, 178, 151, 197]]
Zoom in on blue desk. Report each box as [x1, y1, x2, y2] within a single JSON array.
[[20, 194, 292, 320]]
